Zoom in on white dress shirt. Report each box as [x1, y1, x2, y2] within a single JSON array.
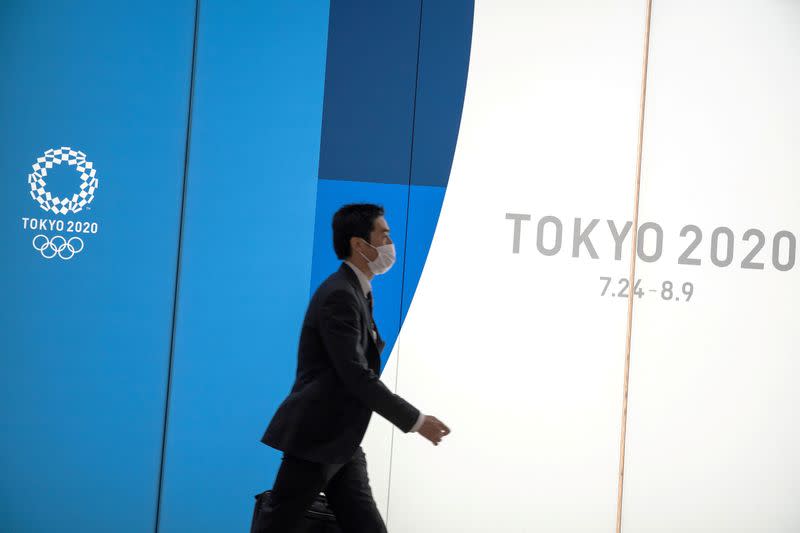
[[343, 260, 425, 433]]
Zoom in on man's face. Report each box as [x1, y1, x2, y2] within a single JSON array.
[[370, 216, 393, 247], [360, 215, 393, 262]]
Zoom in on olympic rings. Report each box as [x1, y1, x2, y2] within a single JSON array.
[[32, 234, 84, 260]]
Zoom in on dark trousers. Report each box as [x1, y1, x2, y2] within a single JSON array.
[[260, 446, 387, 533]]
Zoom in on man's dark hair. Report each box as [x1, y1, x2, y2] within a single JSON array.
[[332, 203, 385, 260]]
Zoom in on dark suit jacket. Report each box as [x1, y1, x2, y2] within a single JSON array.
[[261, 262, 420, 464]]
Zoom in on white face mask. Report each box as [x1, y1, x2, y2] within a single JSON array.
[[358, 239, 396, 275]]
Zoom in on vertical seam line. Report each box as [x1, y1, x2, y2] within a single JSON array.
[[154, 0, 201, 531], [385, 0, 425, 527]]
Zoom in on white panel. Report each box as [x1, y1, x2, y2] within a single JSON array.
[[622, 1, 800, 531], [369, 1, 650, 530]]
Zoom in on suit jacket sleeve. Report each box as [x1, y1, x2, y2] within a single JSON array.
[[319, 289, 420, 432]]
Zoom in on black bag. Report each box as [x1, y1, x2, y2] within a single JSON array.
[[250, 489, 341, 533]]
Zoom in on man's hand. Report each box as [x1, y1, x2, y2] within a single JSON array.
[[417, 415, 451, 446]]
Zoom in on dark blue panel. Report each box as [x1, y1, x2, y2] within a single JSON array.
[[411, 0, 474, 187], [0, 2, 195, 532], [318, 0, 422, 184], [310, 179, 409, 370], [156, 2, 329, 532]]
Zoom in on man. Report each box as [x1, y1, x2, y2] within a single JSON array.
[[259, 203, 451, 532]]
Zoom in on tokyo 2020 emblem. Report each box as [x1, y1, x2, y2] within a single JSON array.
[[21, 147, 101, 260]]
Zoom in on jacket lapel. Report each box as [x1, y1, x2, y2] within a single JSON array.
[[338, 263, 382, 361]]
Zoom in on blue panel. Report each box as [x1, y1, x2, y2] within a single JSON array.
[[400, 184, 447, 321], [318, 0, 422, 184], [310, 179, 410, 370], [397, 1, 474, 326], [309, 0, 475, 377], [411, 0, 474, 187], [156, 2, 330, 532], [0, 2, 195, 532]]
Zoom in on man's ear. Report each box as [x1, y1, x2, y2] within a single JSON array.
[[349, 236, 362, 257]]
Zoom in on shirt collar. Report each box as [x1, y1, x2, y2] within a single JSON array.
[[343, 260, 372, 297]]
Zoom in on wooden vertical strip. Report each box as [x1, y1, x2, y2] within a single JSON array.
[[616, 0, 654, 531]]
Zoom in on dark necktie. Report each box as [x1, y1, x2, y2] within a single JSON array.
[[365, 291, 377, 340]]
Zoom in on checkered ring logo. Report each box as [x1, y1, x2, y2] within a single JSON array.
[[28, 147, 99, 214]]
